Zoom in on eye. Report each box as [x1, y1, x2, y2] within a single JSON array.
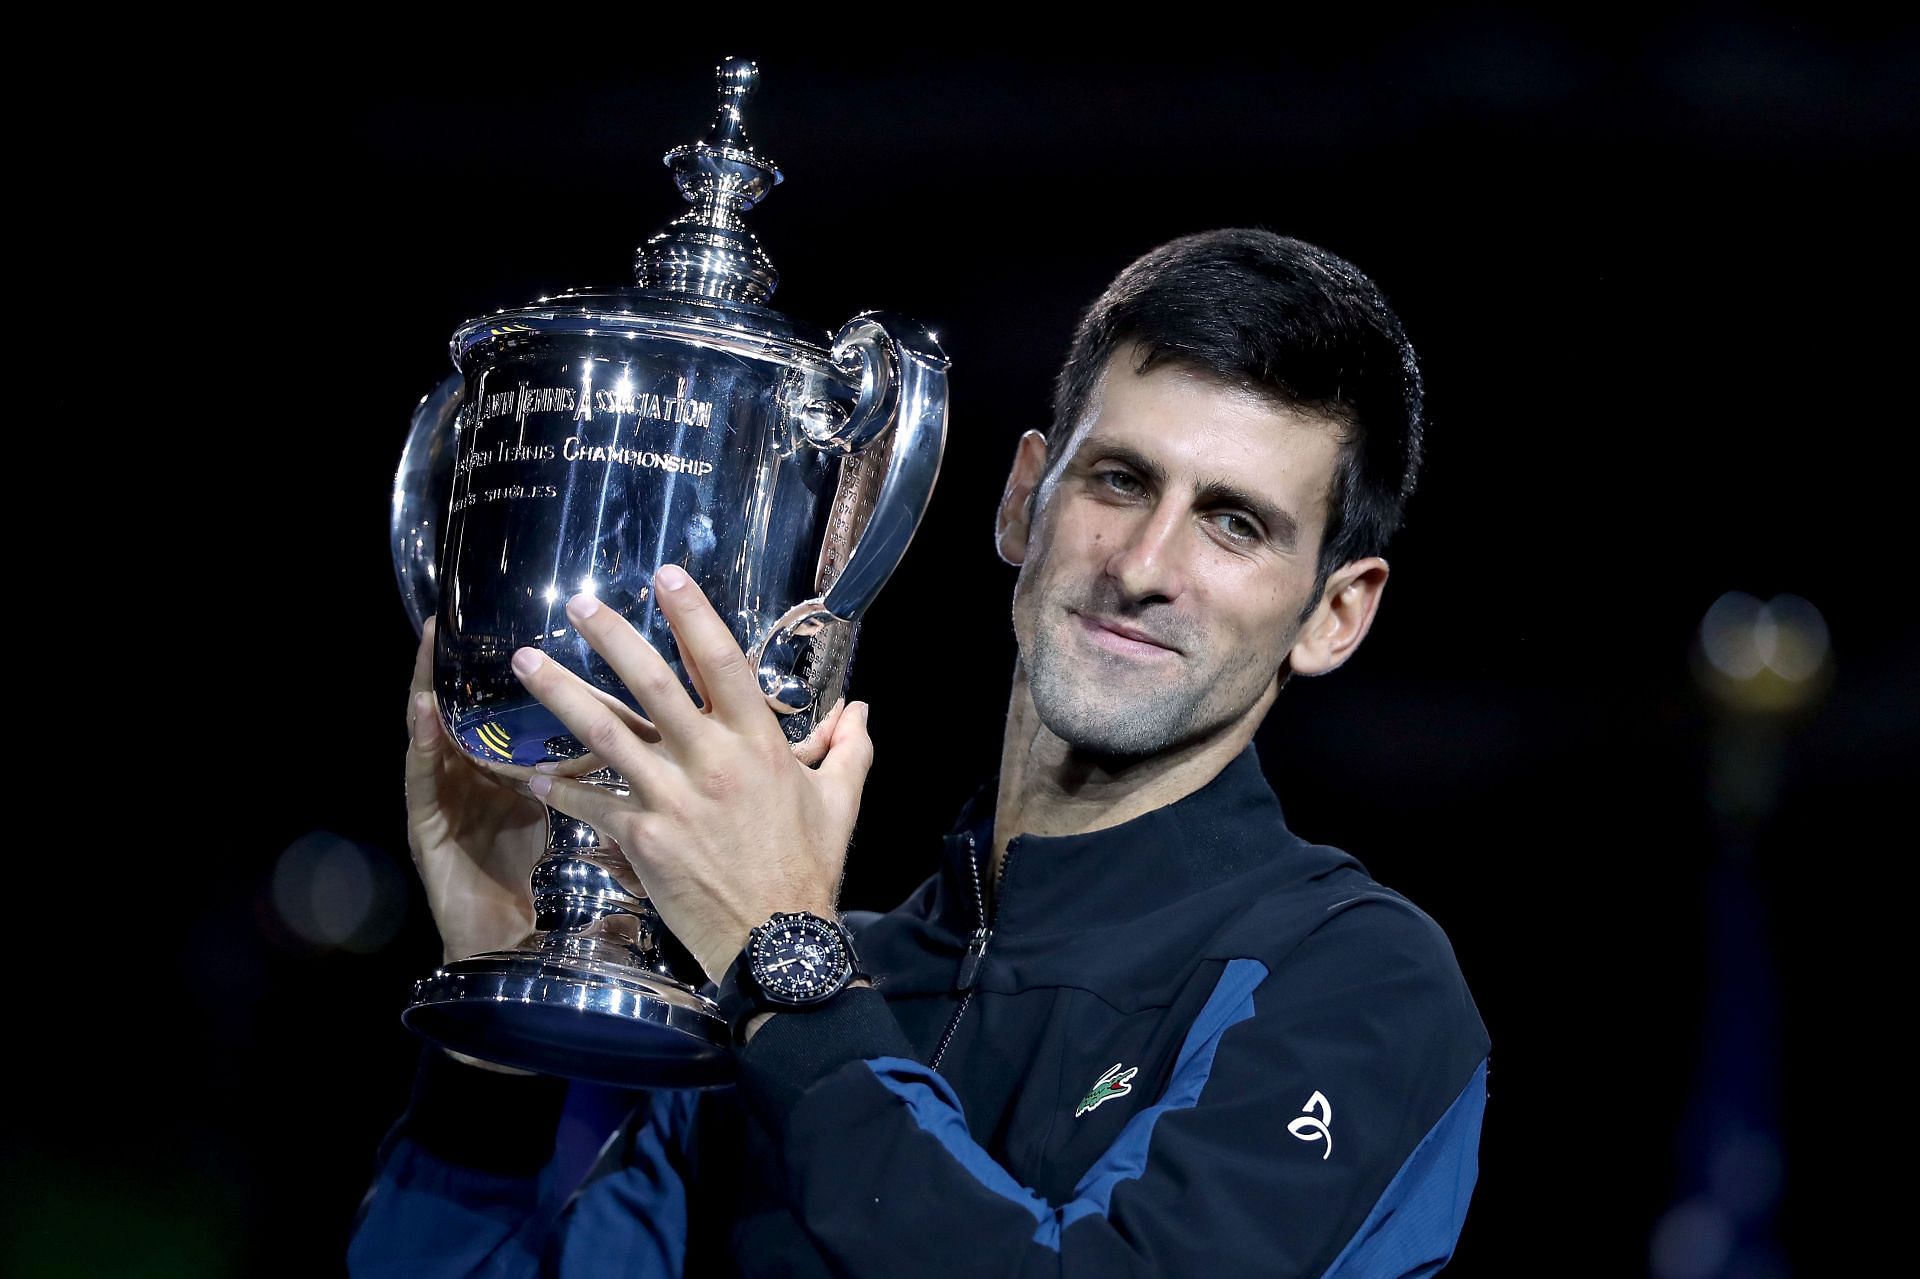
[[1096, 469, 1145, 496], [1210, 512, 1260, 541]]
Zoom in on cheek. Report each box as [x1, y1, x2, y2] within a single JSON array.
[[1009, 553, 1048, 633], [1201, 570, 1306, 645], [1050, 497, 1116, 546]]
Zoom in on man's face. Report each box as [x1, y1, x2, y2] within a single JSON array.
[[1005, 351, 1346, 758]]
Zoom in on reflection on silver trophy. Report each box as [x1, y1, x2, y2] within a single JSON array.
[[388, 57, 949, 1087]]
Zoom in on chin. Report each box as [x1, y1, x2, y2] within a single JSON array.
[[1031, 677, 1184, 758]]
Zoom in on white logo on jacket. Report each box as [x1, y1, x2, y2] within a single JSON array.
[[1288, 1090, 1333, 1159]]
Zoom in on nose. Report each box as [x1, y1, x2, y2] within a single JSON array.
[[1104, 499, 1188, 603]]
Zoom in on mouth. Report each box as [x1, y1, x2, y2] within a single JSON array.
[[1071, 610, 1182, 658]]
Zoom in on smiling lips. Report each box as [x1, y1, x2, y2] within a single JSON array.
[[1074, 611, 1180, 657]]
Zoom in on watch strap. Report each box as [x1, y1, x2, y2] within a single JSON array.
[[714, 951, 760, 1046]]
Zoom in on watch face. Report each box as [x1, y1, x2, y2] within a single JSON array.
[[748, 913, 854, 1005]]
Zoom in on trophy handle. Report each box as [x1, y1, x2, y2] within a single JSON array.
[[751, 312, 948, 712], [818, 312, 949, 619], [391, 373, 465, 637]]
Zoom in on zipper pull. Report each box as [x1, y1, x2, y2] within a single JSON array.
[[955, 926, 990, 992], [953, 830, 992, 992]]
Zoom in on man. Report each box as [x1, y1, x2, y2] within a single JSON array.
[[353, 228, 1491, 1277]]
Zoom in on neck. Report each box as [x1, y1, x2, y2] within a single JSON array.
[[988, 662, 1275, 897]]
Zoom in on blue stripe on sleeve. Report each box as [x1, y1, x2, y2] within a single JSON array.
[[1319, 1056, 1489, 1279], [863, 957, 1271, 1252], [556, 1089, 695, 1278], [864, 1058, 1056, 1229]]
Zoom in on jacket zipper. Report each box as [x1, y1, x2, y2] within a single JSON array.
[[929, 831, 1013, 1072]]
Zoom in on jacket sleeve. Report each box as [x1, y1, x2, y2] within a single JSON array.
[[736, 898, 1491, 1278], [347, 1048, 692, 1278]]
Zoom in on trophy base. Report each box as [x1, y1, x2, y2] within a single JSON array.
[[403, 950, 733, 1088]]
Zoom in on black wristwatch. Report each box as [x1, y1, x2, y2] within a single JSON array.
[[715, 911, 863, 1045]]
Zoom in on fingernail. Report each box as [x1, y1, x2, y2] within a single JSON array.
[[511, 648, 543, 678], [534, 760, 560, 774], [656, 564, 690, 591], [528, 774, 553, 799], [567, 592, 600, 620]]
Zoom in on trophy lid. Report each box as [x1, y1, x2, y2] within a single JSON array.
[[635, 57, 784, 306], [453, 57, 841, 372]]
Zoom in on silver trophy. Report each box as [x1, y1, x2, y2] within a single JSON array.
[[388, 57, 948, 1087]]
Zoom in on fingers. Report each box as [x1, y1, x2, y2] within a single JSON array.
[[816, 701, 875, 812], [562, 589, 706, 741], [790, 698, 847, 768], [405, 689, 451, 819], [509, 644, 666, 789], [411, 618, 610, 805], [412, 617, 436, 692], [650, 564, 777, 733], [580, 682, 664, 746], [408, 618, 437, 738], [410, 691, 442, 750], [407, 620, 449, 772], [480, 750, 606, 786], [550, 565, 776, 744], [407, 619, 509, 799], [525, 770, 630, 836]]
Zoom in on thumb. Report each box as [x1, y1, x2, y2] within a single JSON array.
[[406, 620, 451, 763], [816, 701, 874, 798], [405, 691, 453, 811], [409, 691, 448, 755], [788, 697, 846, 769]]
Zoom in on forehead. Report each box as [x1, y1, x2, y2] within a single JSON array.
[[1058, 353, 1346, 525]]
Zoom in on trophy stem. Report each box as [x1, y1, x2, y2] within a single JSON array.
[[402, 775, 732, 1087], [531, 797, 676, 974]]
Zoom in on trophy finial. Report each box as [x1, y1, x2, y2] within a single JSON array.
[[712, 57, 757, 149], [636, 56, 783, 305]]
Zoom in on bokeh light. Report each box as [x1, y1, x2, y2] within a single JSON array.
[[1694, 592, 1832, 713], [268, 831, 406, 954], [1650, 1198, 1733, 1279]]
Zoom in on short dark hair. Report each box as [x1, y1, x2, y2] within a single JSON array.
[[1048, 228, 1425, 620]]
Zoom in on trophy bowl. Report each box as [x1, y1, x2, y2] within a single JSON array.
[[389, 57, 947, 1088]]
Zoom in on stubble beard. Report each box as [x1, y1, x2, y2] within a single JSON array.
[[1021, 588, 1282, 761]]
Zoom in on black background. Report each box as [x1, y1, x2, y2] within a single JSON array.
[[18, 14, 1916, 1277]]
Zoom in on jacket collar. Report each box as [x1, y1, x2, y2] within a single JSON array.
[[934, 742, 1303, 938]]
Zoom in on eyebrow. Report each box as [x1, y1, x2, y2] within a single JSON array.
[[1075, 435, 1300, 552]]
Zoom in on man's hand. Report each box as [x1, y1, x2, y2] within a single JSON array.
[[502, 564, 875, 982], [404, 617, 550, 965]]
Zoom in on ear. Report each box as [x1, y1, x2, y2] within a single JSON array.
[[1286, 557, 1389, 678], [995, 430, 1050, 565]]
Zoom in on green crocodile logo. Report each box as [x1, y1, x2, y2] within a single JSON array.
[[1075, 1062, 1138, 1117]]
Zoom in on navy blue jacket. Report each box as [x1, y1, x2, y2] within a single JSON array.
[[352, 744, 1491, 1276]]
